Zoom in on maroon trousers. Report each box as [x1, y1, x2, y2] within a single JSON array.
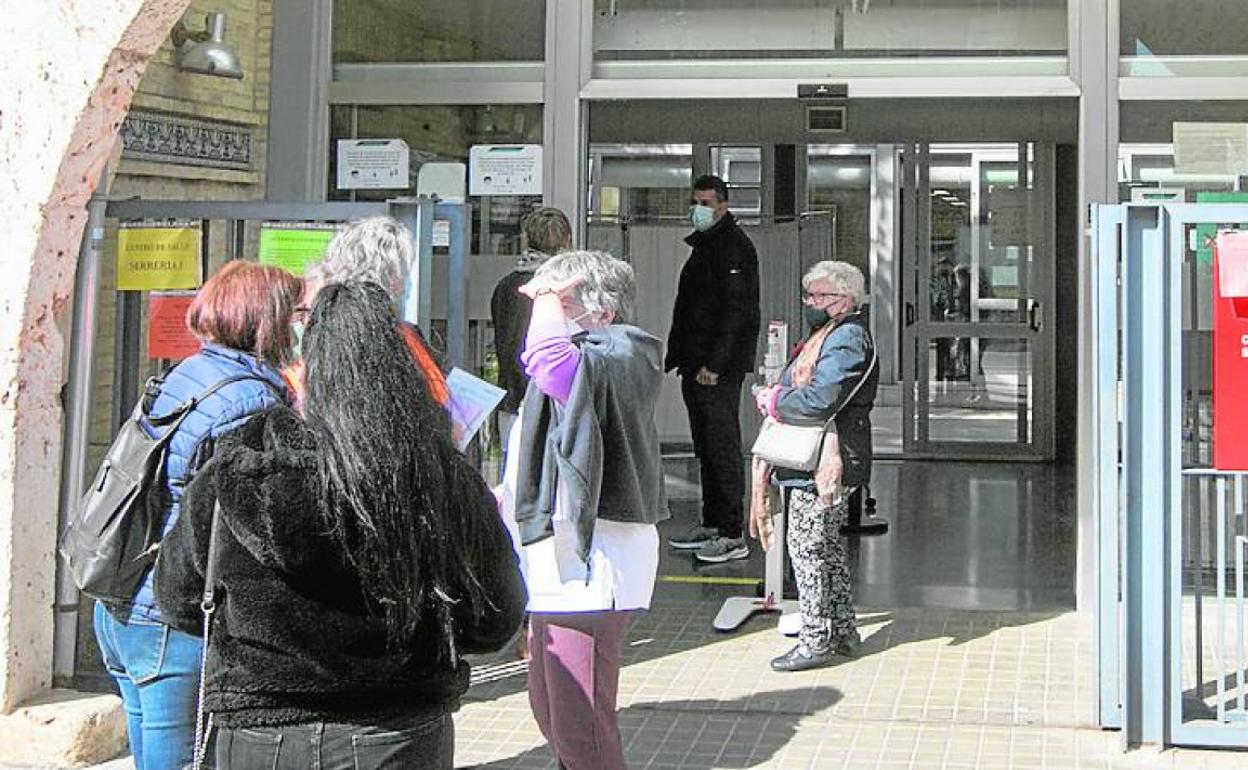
[[527, 611, 631, 770]]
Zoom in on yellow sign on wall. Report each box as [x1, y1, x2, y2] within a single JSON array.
[[117, 225, 202, 291]]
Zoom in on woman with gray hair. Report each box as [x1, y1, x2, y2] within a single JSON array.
[[291, 216, 449, 408], [751, 260, 878, 673], [495, 250, 668, 770]]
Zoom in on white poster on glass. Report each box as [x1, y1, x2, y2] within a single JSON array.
[[469, 144, 542, 196]]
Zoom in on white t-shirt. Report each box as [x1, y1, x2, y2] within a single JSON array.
[[496, 410, 659, 613]]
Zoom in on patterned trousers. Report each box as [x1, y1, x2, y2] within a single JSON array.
[[787, 487, 858, 653]]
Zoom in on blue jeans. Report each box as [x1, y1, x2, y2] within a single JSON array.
[[215, 714, 453, 770], [94, 602, 202, 770]]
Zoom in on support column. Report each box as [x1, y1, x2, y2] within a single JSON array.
[[266, 0, 332, 202], [1075, 0, 1119, 618], [544, 0, 592, 245]]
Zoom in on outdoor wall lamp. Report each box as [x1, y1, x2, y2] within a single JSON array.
[[172, 12, 244, 79]]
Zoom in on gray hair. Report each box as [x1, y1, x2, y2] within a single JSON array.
[[310, 216, 413, 301], [802, 260, 866, 307], [535, 251, 635, 325]]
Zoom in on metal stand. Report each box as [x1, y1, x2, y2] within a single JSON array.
[[841, 485, 889, 535], [712, 492, 799, 632]]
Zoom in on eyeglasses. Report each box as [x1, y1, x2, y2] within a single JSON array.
[[801, 291, 847, 303]]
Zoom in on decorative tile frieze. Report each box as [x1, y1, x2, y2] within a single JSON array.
[[120, 111, 252, 171]]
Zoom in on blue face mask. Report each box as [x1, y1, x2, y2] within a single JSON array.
[[690, 204, 716, 232]]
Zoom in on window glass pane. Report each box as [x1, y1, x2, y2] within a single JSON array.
[[587, 143, 693, 221], [1121, 0, 1248, 56], [329, 104, 543, 255], [593, 0, 1066, 60], [333, 0, 544, 63], [712, 145, 761, 218]]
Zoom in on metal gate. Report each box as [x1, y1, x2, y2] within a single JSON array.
[[56, 196, 471, 689], [1094, 202, 1248, 749]]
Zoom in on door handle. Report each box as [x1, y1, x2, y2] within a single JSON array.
[[1029, 300, 1042, 332], [905, 302, 915, 327]]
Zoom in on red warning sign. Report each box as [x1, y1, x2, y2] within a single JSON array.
[[148, 292, 200, 361], [1212, 232, 1248, 470]]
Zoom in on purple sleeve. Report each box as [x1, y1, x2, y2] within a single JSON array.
[[521, 314, 581, 405]]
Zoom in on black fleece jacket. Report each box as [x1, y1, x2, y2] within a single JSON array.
[[155, 407, 526, 728], [665, 211, 761, 376]]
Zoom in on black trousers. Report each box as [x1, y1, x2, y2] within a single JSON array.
[[215, 713, 453, 770], [681, 371, 746, 539]]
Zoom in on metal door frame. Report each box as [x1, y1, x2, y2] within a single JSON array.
[[900, 141, 1056, 461], [55, 196, 469, 687], [1094, 202, 1248, 750]]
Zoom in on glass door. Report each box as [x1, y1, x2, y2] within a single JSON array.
[[900, 142, 1055, 460]]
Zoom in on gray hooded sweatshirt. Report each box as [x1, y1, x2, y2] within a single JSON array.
[[514, 324, 671, 565]]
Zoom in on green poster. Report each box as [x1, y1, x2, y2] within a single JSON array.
[[257, 224, 339, 275], [1195, 192, 1248, 263]]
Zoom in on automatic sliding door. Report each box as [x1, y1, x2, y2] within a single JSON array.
[[900, 142, 1054, 460]]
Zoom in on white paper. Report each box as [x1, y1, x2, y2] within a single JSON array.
[[337, 139, 411, 190], [445, 367, 506, 453], [469, 145, 542, 196]]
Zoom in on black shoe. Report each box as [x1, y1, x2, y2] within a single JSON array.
[[770, 644, 837, 672]]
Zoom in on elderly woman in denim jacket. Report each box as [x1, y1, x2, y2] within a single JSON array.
[[752, 260, 879, 673]]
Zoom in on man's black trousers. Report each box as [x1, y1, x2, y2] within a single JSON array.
[[680, 371, 745, 540]]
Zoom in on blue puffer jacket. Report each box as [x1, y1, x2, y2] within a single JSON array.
[[126, 343, 289, 622]]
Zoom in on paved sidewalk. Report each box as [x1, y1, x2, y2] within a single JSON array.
[[6, 603, 1245, 770], [455, 601, 1246, 770]]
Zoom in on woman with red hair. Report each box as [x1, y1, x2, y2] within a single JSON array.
[[92, 260, 301, 770]]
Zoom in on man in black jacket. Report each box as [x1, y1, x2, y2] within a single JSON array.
[[666, 175, 761, 563]]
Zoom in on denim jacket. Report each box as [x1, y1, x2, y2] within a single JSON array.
[[772, 311, 878, 489]]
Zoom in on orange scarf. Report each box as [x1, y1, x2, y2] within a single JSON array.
[[748, 321, 848, 550]]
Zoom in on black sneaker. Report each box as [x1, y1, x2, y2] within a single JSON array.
[[770, 644, 837, 672], [694, 536, 749, 563]]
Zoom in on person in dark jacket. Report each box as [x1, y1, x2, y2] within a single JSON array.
[[157, 282, 526, 770], [93, 260, 301, 770], [752, 260, 878, 673], [666, 174, 761, 564], [490, 207, 572, 448]]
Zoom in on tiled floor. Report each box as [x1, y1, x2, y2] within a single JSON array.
[[25, 461, 1248, 770], [452, 459, 1243, 769], [456, 603, 1245, 769]]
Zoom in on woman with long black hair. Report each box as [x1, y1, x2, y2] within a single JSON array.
[[157, 281, 525, 769]]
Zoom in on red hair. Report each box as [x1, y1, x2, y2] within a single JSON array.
[[186, 261, 303, 365]]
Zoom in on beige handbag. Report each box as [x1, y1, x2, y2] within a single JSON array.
[[751, 417, 834, 472], [750, 346, 878, 472]]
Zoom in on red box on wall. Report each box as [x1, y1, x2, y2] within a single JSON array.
[[1212, 232, 1248, 470]]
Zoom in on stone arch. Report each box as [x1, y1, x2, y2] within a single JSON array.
[[0, 0, 191, 712]]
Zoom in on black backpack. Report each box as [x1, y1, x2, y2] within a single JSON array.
[[60, 373, 278, 604]]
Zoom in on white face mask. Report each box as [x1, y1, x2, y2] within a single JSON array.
[[566, 310, 594, 336]]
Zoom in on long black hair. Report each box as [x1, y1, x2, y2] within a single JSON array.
[[302, 281, 490, 650]]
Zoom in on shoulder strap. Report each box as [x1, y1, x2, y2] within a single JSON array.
[[822, 339, 879, 431], [148, 374, 286, 429], [190, 501, 223, 770]]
